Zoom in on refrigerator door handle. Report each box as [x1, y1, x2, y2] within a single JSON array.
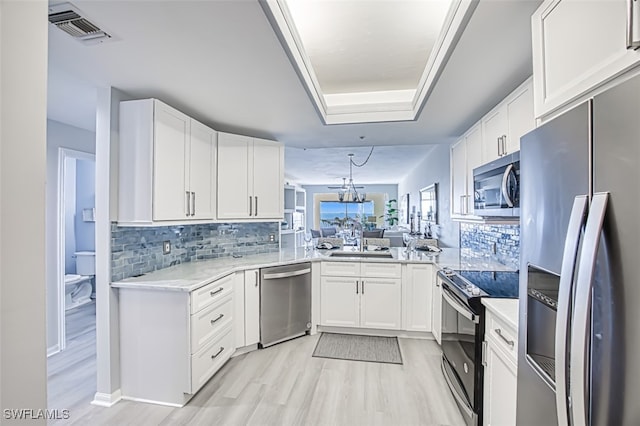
[[501, 164, 515, 207], [627, 0, 640, 50], [555, 195, 589, 426], [570, 192, 609, 426]]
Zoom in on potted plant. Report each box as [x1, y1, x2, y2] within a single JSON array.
[[380, 199, 398, 227]]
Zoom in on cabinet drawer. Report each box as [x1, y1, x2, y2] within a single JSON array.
[[321, 261, 360, 277], [190, 325, 234, 394], [486, 311, 518, 364], [361, 262, 401, 278], [190, 295, 233, 354], [191, 273, 234, 314]]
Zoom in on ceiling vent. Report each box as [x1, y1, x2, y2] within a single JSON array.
[[48, 2, 113, 45]]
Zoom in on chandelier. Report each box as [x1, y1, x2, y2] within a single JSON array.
[[329, 150, 373, 203]]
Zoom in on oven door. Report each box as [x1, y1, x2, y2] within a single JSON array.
[[441, 283, 480, 425]]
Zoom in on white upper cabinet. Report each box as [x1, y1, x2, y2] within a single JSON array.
[[217, 133, 284, 220], [481, 78, 534, 163], [481, 106, 508, 164], [188, 120, 217, 220], [217, 133, 251, 219], [532, 0, 640, 118], [451, 124, 481, 217], [252, 138, 284, 218], [119, 99, 217, 225]]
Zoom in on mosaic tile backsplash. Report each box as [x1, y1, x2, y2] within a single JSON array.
[[111, 222, 279, 282], [460, 223, 520, 269]]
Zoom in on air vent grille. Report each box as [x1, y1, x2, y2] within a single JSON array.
[[48, 2, 113, 45]]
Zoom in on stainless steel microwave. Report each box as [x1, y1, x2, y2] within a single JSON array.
[[473, 151, 520, 217]]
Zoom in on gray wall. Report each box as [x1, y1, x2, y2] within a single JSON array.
[[398, 144, 458, 248], [75, 159, 96, 252], [302, 184, 398, 231], [46, 120, 96, 354], [1, 0, 48, 420], [64, 158, 77, 274]]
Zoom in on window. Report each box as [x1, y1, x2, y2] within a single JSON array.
[[319, 201, 374, 228]]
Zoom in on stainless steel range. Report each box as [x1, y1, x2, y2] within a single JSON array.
[[437, 268, 519, 426]]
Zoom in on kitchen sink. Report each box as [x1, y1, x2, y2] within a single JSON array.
[[328, 251, 393, 259]]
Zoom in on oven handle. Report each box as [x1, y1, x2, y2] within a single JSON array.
[[442, 285, 478, 323], [501, 163, 515, 208], [441, 358, 475, 419]]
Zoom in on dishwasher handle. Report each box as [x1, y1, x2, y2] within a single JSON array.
[[262, 268, 311, 280]]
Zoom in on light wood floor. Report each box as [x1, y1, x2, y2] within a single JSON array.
[[49, 310, 464, 425], [48, 301, 97, 415]]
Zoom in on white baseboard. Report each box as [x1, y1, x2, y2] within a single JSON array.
[[120, 395, 185, 408], [91, 389, 122, 407], [47, 344, 61, 358], [231, 344, 259, 357]]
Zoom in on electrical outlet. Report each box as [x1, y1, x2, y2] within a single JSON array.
[[269, 234, 275, 242], [163, 241, 171, 255]]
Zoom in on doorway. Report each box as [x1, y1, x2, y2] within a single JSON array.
[[48, 148, 97, 409], [57, 148, 96, 349]]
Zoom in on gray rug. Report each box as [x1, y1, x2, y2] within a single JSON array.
[[312, 333, 403, 365]]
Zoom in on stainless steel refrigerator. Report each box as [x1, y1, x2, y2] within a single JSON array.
[[517, 73, 640, 425]]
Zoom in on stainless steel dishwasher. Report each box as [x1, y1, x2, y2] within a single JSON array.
[[259, 262, 311, 348]]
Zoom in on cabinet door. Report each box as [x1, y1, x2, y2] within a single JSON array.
[[233, 272, 245, 348], [432, 274, 443, 345], [360, 278, 401, 330], [403, 264, 432, 332], [465, 125, 483, 215], [152, 101, 189, 221], [188, 120, 216, 220], [481, 106, 507, 164], [533, 0, 640, 117], [505, 82, 534, 155], [320, 276, 359, 327], [217, 133, 251, 219], [483, 341, 518, 426], [244, 269, 260, 346], [252, 138, 283, 219], [451, 138, 467, 215]]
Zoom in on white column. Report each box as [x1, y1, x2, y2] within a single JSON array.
[[0, 0, 48, 422]]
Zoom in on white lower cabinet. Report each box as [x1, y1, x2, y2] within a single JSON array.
[[319, 276, 360, 327], [483, 341, 517, 426], [244, 269, 260, 346], [432, 270, 443, 344], [319, 262, 401, 330], [402, 264, 433, 332], [119, 274, 235, 406], [483, 307, 518, 426]]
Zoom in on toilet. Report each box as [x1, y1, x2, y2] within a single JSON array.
[[64, 251, 95, 310]]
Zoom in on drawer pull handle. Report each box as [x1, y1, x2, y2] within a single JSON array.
[[211, 347, 224, 359], [210, 287, 224, 297], [494, 328, 515, 348], [210, 314, 224, 325]]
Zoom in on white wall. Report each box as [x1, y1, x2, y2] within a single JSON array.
[[398, 144, 458, 248], [0, 0, 48, 421], [93, 86, 134, 406], [46, 120, 95, 354]]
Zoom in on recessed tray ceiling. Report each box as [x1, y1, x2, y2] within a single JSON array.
[[261, 0, 475, 125]]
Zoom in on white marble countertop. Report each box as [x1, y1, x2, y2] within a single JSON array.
[[482, 298, 519, 331], [112, 246, 515, 292]]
